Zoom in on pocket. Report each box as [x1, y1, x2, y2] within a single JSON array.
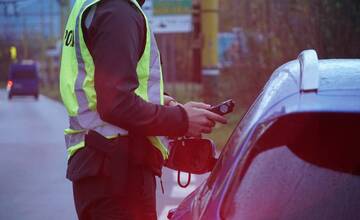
[[66, 146, 106, 182], [66, 130, 129, 182]]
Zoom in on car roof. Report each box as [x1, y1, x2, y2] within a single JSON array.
[[248, 51, 360, 124], [10, 63, 37, 72]]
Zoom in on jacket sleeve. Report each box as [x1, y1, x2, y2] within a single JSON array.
[[85, 1, 188, 137]]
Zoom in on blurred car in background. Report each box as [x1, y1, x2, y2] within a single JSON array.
[[7, 60, 39, 100], [169, 50, 360, 220]]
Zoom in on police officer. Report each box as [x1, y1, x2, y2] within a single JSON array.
[[59, 0, 227, 219]]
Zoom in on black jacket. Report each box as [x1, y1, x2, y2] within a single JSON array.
[[83, 0, 188, 136]]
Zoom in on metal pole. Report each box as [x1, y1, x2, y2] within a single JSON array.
[[201, 0, 219, 103], [50, 0, 55, 38], [21, 15, 28, 59], [192, 0, 201, 83]]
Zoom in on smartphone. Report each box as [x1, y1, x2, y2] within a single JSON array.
[[209, 99, 235, 115]]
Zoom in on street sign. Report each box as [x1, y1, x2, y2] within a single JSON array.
[[153, 0, 192, 15], [143, 0, 192, 33]]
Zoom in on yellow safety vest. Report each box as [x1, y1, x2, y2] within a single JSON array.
[[59, 0, 168, 160]]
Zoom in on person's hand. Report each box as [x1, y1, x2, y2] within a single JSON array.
[[164, 95, 178, 106], [183, 101, 227, 137]]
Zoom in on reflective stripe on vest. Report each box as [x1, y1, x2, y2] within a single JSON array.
[[60, 0, 168, 159]]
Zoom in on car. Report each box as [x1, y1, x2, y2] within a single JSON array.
[[169, 50, 360, 220], [7, 61, 40, 100]]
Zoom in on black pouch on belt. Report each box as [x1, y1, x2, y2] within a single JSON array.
[[66, 130, 130, 190]]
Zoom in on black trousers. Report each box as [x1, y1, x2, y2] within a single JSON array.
[[67, 131, 160, 220], [72, 164, 157, 220]]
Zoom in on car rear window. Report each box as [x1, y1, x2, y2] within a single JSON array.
[[10, 65, 37, 79], [223, 113, 360, 220]]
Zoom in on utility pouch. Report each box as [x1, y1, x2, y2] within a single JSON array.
[[87, 130, 130, 194], [66, 130, 129, 188], [66, 135, 106, 182]]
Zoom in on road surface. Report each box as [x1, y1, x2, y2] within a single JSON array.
[[0, 90, 208, 220]]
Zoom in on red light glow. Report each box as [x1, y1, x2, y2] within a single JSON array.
[[7, 80, 13, 90]]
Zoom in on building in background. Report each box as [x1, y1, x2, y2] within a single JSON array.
[[0, 0, 75, 84], [0, 0, 68, 41]]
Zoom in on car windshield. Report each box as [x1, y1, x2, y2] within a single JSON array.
[[10, 66, 37, 79], [223, 113, 360, 220]]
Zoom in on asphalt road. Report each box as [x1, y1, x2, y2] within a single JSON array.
[[0, 90, 208, 220]]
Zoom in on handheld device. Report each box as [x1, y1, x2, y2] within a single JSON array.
[[209, 99, 235, 115]]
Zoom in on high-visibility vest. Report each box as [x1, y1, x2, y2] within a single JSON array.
[[59, 0, 168, 160]]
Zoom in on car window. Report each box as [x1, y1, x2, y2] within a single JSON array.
[[10, 66, 37, 79], [227, 146, 360, 220], [207, 91, 266, 186], [208, 68, 299, 187], [223, 113, 360, 220]]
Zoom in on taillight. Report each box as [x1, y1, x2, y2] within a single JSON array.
[[7, 80, 13, 90]]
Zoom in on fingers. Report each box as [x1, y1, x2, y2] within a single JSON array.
[[204, 110, 228, 124], [185, 125, 212, 137], [201, 126, 212, 134], [196, 120, 214, 135], [196, 116, 216, 127], [185, 101, 211, 109], [168, 100, 178, 106], [164, 95, 177, 106], [184, 100, 228, 137], [185, 101, 227, 124], [207, 120, 216, 128]]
